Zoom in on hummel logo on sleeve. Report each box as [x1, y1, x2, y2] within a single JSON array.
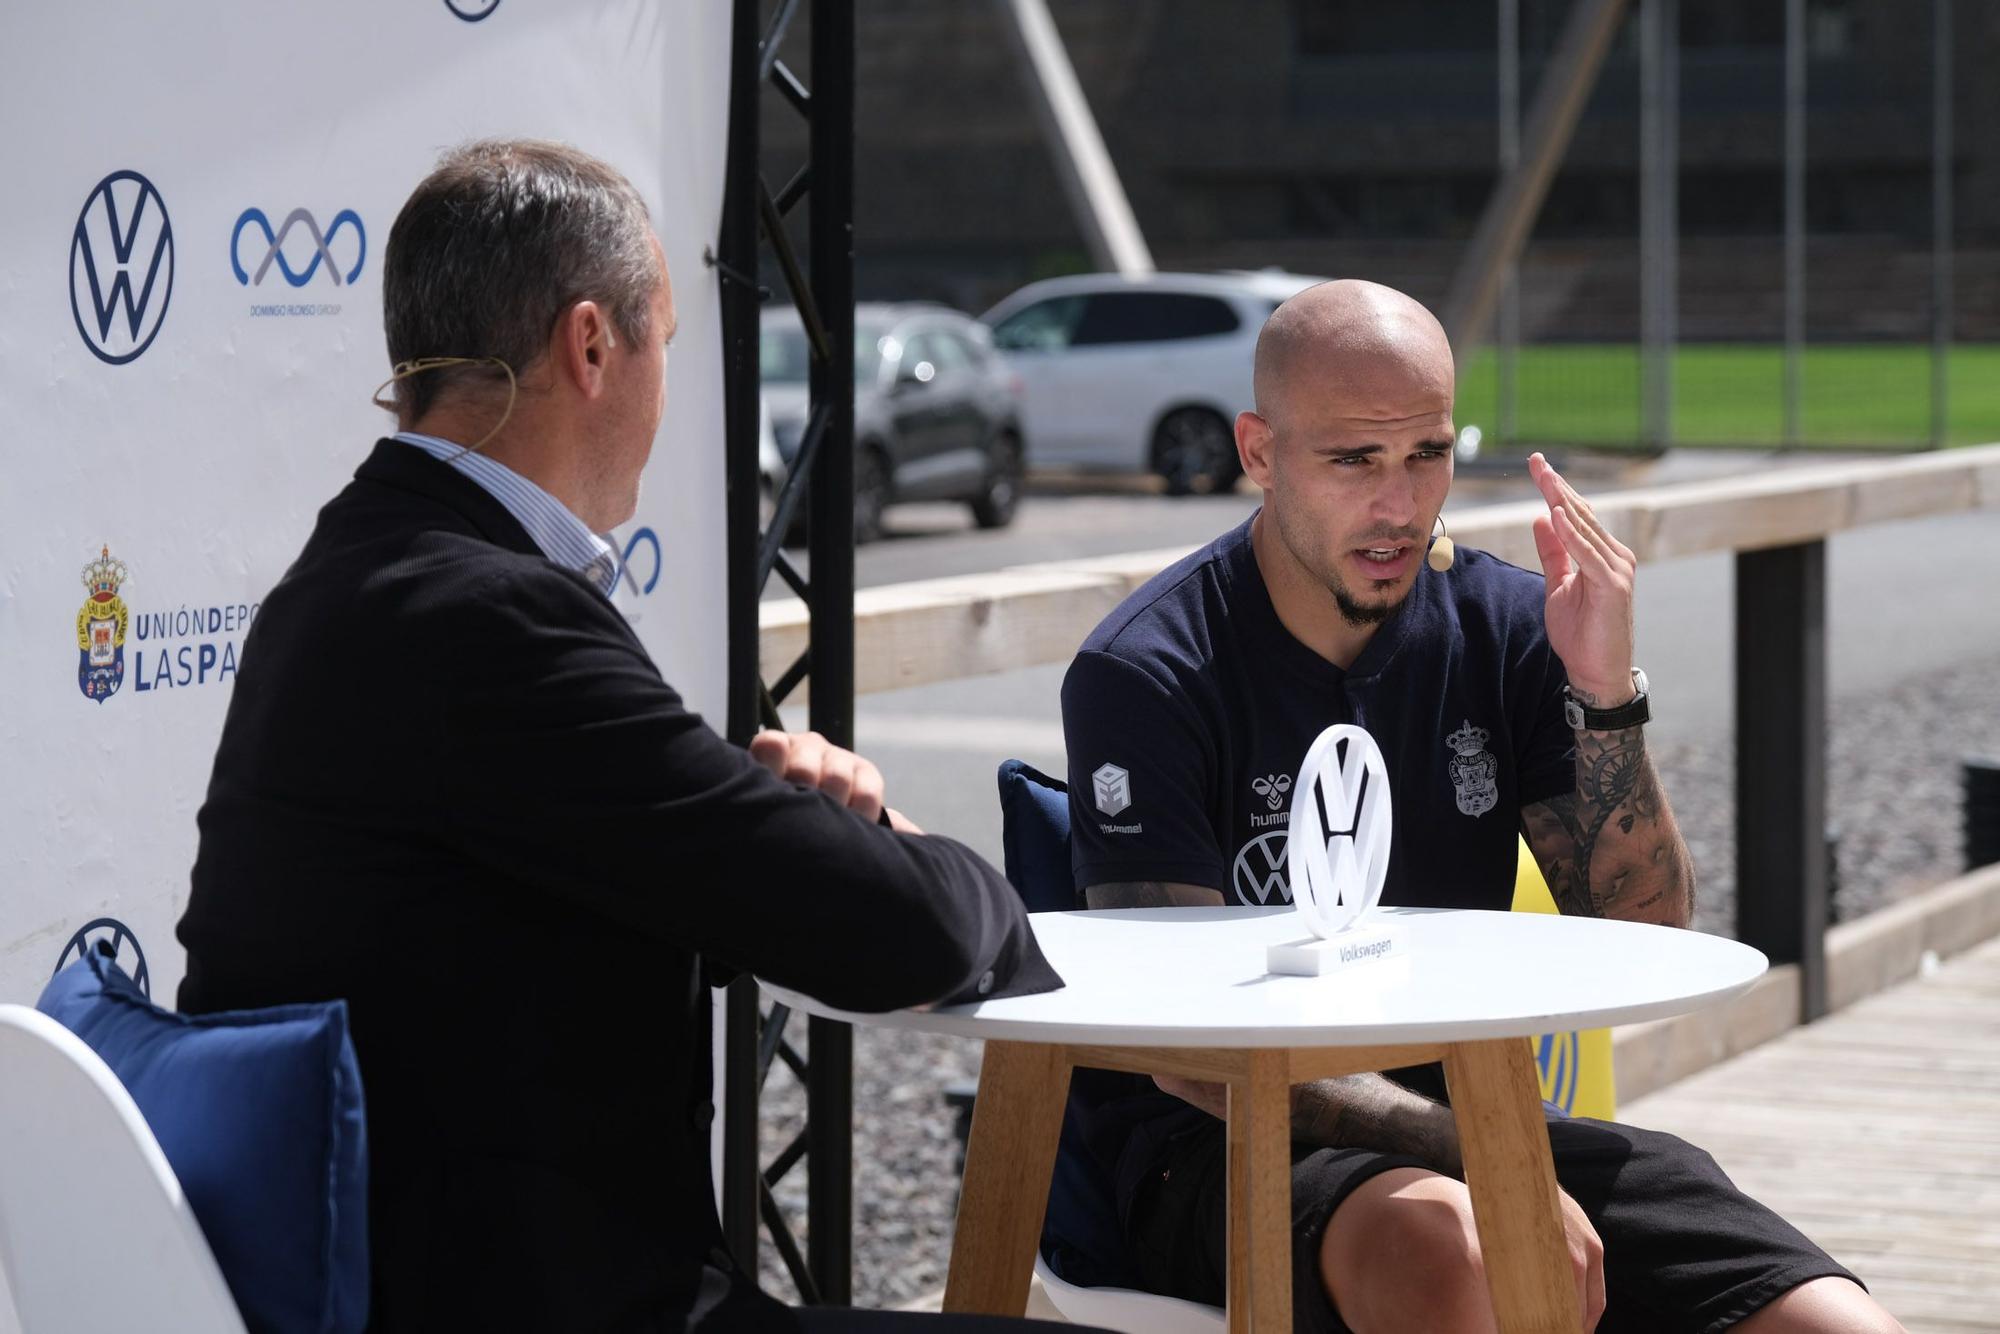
[[1092, 763, 1132, 816]]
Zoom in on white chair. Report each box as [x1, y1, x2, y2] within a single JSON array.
[[1033, 1253, 1224, 1332], [0, 1004, 247, 1334]]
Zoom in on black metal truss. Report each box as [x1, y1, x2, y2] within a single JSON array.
[[718, 0, 856, 1307]]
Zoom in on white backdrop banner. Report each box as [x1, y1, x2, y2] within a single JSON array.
[[0, 0, 733, 1023]]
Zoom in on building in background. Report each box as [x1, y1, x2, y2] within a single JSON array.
[[764, 0, 1998, 347]]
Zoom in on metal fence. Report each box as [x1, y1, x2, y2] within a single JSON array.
[[1455, 0, 1977, 452]]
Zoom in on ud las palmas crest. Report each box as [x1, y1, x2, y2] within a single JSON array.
[[77, 545, 131, 703], [1445, 719, 1499, 817]]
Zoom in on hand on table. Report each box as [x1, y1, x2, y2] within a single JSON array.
[[749, 729, 922, 832], [1527, 451, 1637, 708]]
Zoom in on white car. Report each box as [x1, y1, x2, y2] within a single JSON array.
[[981, 270, 1321, 494]]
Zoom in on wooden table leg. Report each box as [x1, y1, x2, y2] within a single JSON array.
[[1443, 1038, 1581, 1334], [943, 1040, 1072, 1316], [1225, 1050, 1292, 1334]]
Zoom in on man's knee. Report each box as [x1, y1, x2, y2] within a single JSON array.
[[1316, 1167, 1496, 1334], [1733, 1276, 1905, 1333]]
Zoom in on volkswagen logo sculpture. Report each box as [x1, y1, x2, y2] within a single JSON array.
[[1266, 723, 1406, 975]]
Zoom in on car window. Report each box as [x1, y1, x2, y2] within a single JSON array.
[[989, 295, 1086, 352], [760, 326, 812, 383], [854, 327, 889, 383], [1071, 292, 1243, 346], [941, 330, 987, 370], [921, 330, 973, 373], [760, 324, 886, 385], [899, 332, 946, 384]]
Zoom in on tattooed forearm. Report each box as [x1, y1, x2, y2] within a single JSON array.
[[1084, 880, 1226, 910], [1520, 726, 1694, 926], [1291, 1074, 1463, 1177], [1150, 1068, 1462, 1175]]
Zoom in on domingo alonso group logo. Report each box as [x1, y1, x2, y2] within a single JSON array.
[[70, 171, 174, 365], [232, 206, 365, 317], [77, 546, 132, 703], [231, 208, 366, 288]]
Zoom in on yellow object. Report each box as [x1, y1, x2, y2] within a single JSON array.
[[1508, 837, 1617, 1120]]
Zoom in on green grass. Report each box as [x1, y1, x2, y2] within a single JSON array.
[[1453, 343, 2000, 450]]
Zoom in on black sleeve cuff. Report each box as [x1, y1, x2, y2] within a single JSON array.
[[935, 920, 1065, 1006]]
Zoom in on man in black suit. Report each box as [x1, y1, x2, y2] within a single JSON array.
[[179, 140, 1071, 1333]]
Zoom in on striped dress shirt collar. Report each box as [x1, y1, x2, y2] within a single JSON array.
[[391, 432, 618, 597]]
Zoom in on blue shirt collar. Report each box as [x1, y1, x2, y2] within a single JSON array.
[[392, 432, 618, 596]]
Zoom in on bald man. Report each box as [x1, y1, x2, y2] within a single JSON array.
[[1055, 282, 1901, 1331]]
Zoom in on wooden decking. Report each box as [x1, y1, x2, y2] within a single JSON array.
[[1624, 933, 2000, 1332]]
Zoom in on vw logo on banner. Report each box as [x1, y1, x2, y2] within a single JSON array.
[[231, 209, 367, 287], [70, 170, 174, 365], [445, 0, 500, 19]]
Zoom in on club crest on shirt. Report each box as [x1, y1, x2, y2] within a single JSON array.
[[1445, 720, 1499, 817]]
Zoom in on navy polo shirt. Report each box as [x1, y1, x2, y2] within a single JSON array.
[[1063, 513, 1574, 910], [1057, 513, 1576, 1220]]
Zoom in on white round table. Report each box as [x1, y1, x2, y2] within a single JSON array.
[[765, 906, 1767, 1334], [769, 905, 1767, 1046]]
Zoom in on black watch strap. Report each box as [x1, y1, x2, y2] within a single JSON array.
[[1563, 669, 1650, 731]]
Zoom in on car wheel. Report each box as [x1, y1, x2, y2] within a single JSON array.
[[854, 446, 891, 545], [1152, 407, 1239, 496], [969, 432, 1024, 530]]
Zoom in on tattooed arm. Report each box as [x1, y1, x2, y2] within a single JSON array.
[[1520, 451, 1695, 927], [1152, 1067, 1466, 1172], [1520, 716, 1694, 926]]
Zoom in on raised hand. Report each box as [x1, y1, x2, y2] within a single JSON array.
[[1527, 452, 1637, 706]]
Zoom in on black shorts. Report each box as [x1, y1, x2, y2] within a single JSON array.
[[1124, 1112, 1860, 1334]]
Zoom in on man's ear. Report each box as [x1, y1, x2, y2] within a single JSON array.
[[1236, 410, 1276, 489], [554, 301, 616, 398]]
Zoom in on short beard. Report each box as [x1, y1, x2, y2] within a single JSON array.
[[1268, 497, 1413, 629], [1332, 583, 1398, 628]]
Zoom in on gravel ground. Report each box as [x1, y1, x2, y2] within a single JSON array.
[[753, 655, 2000, 1307], [1666, 657, 2000, 937]]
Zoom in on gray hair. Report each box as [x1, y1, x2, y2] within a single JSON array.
[[382, 139, 657, 420]]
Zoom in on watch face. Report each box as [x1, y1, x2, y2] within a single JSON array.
[[1632, 667, 1649, 698]]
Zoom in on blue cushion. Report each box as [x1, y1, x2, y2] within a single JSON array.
[[997, 759, 1140, 1288], [38, 945, 369, 1334], [997, 758, 1077, 913]]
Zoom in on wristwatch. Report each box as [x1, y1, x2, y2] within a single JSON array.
[[1563, 667, 1650, 731]]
